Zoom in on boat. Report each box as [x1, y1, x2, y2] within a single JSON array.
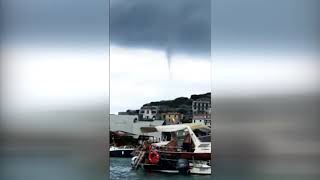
[[110, 146, 135, 157], [131, 123, 212, 175], [189, 161, 211, 175]]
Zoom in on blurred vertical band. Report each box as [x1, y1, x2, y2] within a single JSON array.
[[212, 0, 320, 179], [1, 1, 109, 180]]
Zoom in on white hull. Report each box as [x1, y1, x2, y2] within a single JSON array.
[[189, 163, 211, 175], [190, 168, 211, 175], [153, 170, 179, 174], [110, 146, 134, 157]]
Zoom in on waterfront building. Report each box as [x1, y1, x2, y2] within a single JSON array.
[[110, 114, 138, 134], [118, 109, 139, 115], [110, 114, 164, 142], [192, 114, 211, 126], [161, 112, 183, 124], [139, 106, 160, 120], [192, 98, 211, 115]]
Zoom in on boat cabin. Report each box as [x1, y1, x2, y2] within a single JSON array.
[[140, 123, 211, 153]]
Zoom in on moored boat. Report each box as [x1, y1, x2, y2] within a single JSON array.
[[189, 161, 211, 175], [131, 123, 212, 175], [110, 146, 135, 157]]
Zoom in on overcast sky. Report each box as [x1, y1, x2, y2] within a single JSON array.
[[3, 0, 318, 49], [109, 0, 319, 113], [1, 0, 319, 113], [109, 0, 211, 113]]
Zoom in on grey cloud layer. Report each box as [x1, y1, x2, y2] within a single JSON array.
[[2, 0, 109, 44], [212, 0, 319, 51], [111, 0, 318, 53], [110, 0, 211, 57], [3, 0, 318, 52]]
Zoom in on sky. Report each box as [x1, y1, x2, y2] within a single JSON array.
[[1, 2, 319, 179], [110, 45, 211, 113], [109, 0, 211, 113], [109, 0, 319, 113], [1, 0, 319, 113]]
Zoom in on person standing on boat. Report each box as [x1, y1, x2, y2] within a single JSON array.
[[183, 132, 192, 152]]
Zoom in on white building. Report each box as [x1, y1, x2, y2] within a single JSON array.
[[110, 114, 137, 134], [192, 114, 211, 126], [110, 114, 164, 141], [139, 106, 159, 120], [192, 98, 211, 115]]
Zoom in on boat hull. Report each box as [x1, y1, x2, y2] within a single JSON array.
[[140, 158, 211, 175], [158, 151, 211, 160], [190, 164, 211, 175], [110, 149, 134, 157]]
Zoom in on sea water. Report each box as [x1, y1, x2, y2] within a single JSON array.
[[110, 157, 212, 180]]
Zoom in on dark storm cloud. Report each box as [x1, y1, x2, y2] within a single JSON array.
[[110, 0, 211, 57], [212, 0, 319, 52], [3, 0, 318, 52], [2, 0, 109, 44], [110, 0, 319, 54]]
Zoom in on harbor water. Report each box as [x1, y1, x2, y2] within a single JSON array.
[[110, 157, 212, 180]]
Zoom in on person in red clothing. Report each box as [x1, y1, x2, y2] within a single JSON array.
[[182, 132, 192, 152]]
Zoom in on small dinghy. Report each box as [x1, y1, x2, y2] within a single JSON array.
[[110, 146, 135, 157]]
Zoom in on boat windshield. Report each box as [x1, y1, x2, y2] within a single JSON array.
[[193, 128, 211, 142], [198, 135, 211, 142]]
